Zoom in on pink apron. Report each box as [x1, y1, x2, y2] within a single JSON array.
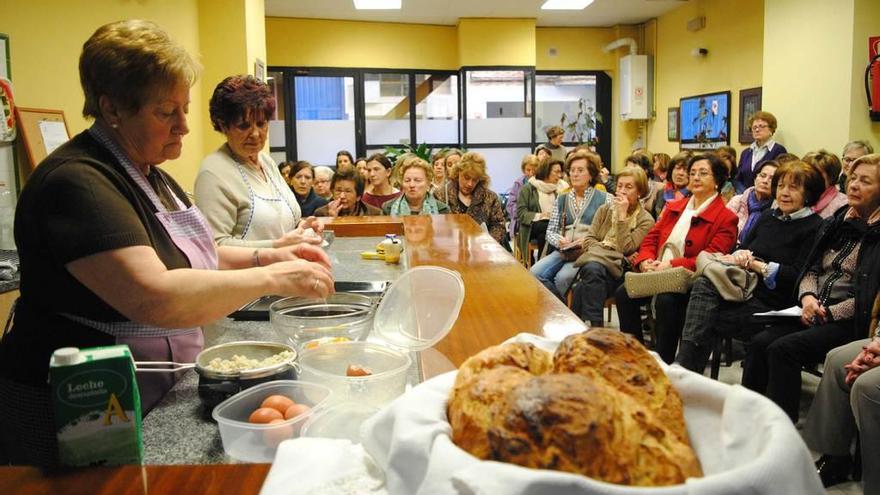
[[64, 126, 220, 413]]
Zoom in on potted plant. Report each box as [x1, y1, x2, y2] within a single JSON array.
[[559, 98, 602, 148]]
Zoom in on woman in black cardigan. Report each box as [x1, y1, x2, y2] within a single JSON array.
[[675, 160, 825, 374]]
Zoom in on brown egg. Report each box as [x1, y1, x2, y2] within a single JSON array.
[[284, 403, 311, 420], [263, 418, 294, 448], [249, 407, 284, 424], [261, 395, 296, 414]]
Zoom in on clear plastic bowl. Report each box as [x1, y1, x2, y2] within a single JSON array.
[[270, 293, 375, 349], [297, 341, 412, 408], [212, 380, 333, 463], [301, 402, 380, 444]]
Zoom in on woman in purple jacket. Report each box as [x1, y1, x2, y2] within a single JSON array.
[[733, 111, 788, 193]]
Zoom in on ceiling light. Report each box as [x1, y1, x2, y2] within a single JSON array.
[[353, 0, 401, 9], [541, 0, 595, 9]]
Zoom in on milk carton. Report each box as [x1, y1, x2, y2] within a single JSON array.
[[48, 345, 143, 466]]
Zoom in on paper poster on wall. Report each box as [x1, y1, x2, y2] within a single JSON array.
[[38, 120, 68, 155]]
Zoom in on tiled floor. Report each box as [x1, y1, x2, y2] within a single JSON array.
[[599, 307, 864, 495]]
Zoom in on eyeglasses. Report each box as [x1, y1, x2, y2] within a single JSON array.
[[751, 124, 769, 131], [689, 170, 712, 178]]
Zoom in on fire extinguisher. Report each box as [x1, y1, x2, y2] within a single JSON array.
[[868, 37, 880, 122]]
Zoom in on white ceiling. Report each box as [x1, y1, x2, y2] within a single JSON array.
[[265, 0, 689, 28]]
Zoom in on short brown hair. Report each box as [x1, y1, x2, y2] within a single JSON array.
[[400, 157, 433, 184], [565, 150, 601, 187], [546, 125, 564, 139], [450, 152, 489, 186], [535, 158, 563, 181], [209, 75, 276, 132], [331, 166, 365, 197], [616, 166, 649, 198], [521, 154, 539, 173], [802, 150, 843, 186], [653, 152, 671, 173], [748, 111, 778, 133], [80, 20, 200, 118], [667, 151, 694, 183], [772, 160, 826, 207]]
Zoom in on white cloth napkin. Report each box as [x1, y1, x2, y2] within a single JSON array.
[[360, 333, 824, 495], [260, 437, 388, 495]]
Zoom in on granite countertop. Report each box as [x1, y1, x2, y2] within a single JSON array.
[[142, 236, 412, 465], [0, 249, 19, 293]]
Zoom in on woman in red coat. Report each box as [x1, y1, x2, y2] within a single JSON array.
[[614, 153, 739, 363]]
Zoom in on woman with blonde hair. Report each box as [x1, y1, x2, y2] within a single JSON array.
[[383, 158, 450, 216], [440, 152, 506, 243]]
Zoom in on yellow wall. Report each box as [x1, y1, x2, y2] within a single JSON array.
[[266, 17, 458, 70], [535, 27, 616, 71], [197, 0, 269, 162], [1, 0, 205, 190], [848, 0, 880, 150], [457, 18, 535, 67], [764, 0, 854, 156], [646, 0, 765, 157]]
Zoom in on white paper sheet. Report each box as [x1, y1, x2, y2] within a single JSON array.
[[38, 120, 68, 155], [753, 305, 802, 317]]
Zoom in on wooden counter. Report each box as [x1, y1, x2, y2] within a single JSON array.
[[1, 214, 585, 494]]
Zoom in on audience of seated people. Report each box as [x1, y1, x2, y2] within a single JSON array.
[[530, 150, 609, 300]]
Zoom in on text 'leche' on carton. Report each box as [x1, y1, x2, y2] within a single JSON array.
[[49, 345, 143, 466]]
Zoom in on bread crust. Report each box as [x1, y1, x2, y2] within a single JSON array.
[[447, 330, 703, 486]]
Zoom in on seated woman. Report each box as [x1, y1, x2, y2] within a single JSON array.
[[651, 151, 693, 218], [195, 75, 322, 249], [716, 146, 738, 203], [440, 152, 506, 244], [0, 20, 334, 466], [354, 157, 368, 180], [383, 158, 450, 216], [336, 150, 354, 169], [506, 154, 539, 244], [516, 158, 568, 259], [570, 167, 655, 327], [429, 150, 449, 204], [675, 160, 825, 373], [289, 161, 329, 217], [615, 153, 738, 363], [313, 166, 334, 201], [838, 140, 874, 192], [362, 153, 401, 210], [742, 154, 880, 422], [530, 150, 608, 300], [803, 292, 880, 491], [444, 148, 463, 179], [803, 150, 849, 218], [313, 166, 381, 217], [625, 153, 661, 213], [726, 160, 778, 245], [653, 152, 670, 182]]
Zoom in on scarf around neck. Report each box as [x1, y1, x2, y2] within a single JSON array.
[[388, 194, 442, 216], [739, 188, 773, 243], [663, 183, 690, 202]]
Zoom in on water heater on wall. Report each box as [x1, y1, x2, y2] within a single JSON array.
[[619, 54, 652, 120]]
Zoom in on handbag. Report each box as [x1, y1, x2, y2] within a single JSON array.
[[623, 243, 693, 298], [557, 199, 590, 262], [694, 251, 758, 302], [574, 245, 626, 279]]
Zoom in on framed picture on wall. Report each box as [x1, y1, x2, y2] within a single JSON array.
[[739, 87, 762, 144], [667, 107, 679, 141]]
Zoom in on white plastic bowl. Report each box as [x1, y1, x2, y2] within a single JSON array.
[[212, 380, 332, 463]]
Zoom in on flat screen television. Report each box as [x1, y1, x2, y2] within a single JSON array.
[[679, 91, 730, 150]]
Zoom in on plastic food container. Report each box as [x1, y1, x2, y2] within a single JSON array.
[[301, 402, 380, 443], [212, 380, 332, 463], [270, 293, 375, 348], [298, 266, 464, 441]]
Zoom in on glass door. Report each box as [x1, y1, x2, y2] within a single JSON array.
[[290, 71, 359, 167]]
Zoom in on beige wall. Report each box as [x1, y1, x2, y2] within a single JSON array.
[[457, 18, 536, 67], [1, 0, 205, 189], [646, 0, 765, 158]]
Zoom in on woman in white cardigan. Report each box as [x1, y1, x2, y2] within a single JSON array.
[[195, 75, 321, 248]]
